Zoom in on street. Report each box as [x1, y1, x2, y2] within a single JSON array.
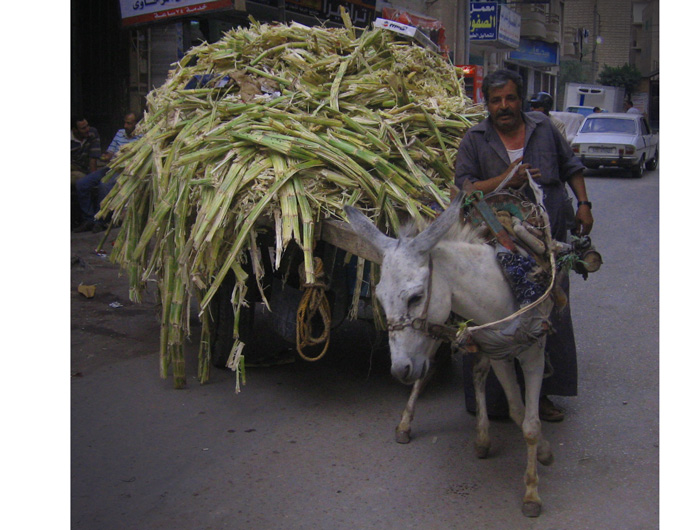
[[70, 167, 660, 529]]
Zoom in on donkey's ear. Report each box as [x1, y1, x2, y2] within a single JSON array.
[[344, 205, 395, 263], [411, 192, 464, 254]]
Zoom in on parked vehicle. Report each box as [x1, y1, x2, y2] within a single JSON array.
[[563, 83, 626, 113], [571, 113, 659, 178], [565, 106, 599, 117]]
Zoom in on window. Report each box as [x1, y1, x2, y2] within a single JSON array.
[[639, 118, 651, 135], [581, 118, 636, 134]]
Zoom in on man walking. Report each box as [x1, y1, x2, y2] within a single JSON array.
[[455, 69, 593, 421]]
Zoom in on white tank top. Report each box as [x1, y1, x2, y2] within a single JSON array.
[[507, 147, 524, 163]]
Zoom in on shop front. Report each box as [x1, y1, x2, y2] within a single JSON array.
[[505, 37, 560, 107]]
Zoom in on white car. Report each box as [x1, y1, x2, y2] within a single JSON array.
[[571, 113, 659, 178]]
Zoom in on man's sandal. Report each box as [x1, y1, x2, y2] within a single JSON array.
[[539, 396, 565, 422]]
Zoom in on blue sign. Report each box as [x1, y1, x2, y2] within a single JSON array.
[[508, 38, 559, 66], [469, 2, 498, 42]]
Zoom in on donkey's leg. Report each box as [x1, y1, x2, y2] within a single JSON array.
[[395, 342, 443, 443], [395, 374, 428, 444], [489, 358, 525, 425], [517, 342, 552, 518], [520, 343, 553, 467], [472, 351, 491, 458]]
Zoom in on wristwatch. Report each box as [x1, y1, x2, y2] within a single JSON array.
[[577, 200, 592, 209]]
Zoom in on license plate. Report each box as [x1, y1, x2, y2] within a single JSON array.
[[589, 146, 616, 154]]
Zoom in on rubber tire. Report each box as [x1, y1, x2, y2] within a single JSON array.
[[645, 147, 658, 171], [631, 157, 644, 179]]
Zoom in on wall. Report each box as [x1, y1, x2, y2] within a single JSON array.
[[563, 0, 633, 81], [72, 0, 130, 148]]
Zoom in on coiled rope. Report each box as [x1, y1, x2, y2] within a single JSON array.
[[296, 257, 332, 361]]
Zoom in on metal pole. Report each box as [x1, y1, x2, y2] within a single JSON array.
[[591, 0, 599, 83], [456, 0, 470, 64]]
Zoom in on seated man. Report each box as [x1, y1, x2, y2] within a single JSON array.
[[74, 112, 141, 233], [71, 115, 101, 183], [71, 115, 101, 226]]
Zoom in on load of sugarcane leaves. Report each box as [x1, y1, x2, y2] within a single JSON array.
[[98, 14, 485, 390]]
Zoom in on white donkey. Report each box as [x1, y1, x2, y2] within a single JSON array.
[[344, 192, 555, 517]]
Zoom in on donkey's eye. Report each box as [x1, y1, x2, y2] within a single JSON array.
[[408, 294, 423, 308]]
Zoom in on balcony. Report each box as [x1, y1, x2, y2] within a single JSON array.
[[545, 14, 561, 44], [561, 26, 578, 59], [519, 4, 547, 40]]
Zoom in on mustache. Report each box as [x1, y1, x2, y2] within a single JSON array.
[[496, 109, 515, 117]]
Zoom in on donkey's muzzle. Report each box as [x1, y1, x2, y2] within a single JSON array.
[[391, 358, 429, 384]]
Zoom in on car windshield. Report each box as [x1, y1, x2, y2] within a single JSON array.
[[580, 118, 637, 134]]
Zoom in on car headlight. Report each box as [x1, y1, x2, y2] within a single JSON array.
[[623, 145, 635, 155], [572, 144, 580, 154]]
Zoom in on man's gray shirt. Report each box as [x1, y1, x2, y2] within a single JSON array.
[[455, 111, 585, 240]]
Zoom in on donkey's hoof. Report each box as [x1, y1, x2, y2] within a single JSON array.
[[538, 451, 554, 466], [395, 428, 411, 444], [474, 442, 490, 459], [538, 440, 554, 466], [522, 501, 542, 518]]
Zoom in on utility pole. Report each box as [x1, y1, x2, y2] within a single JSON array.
[[455, 0, 470, 64], [591, 0, 600, 83]]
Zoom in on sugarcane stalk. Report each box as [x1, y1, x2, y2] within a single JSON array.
[[94, 18, 484, 390]]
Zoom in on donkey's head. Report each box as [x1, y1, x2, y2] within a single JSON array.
[[344, 195, 464, 384]]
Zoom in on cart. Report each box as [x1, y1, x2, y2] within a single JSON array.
[[209, 219, 382, 367]]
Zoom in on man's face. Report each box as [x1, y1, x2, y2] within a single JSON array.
[[123, 114, 138, 136], [487, 81, 523, 133], [75, 119, 90, 139]]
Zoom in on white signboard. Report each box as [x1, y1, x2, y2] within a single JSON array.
[[498, 5, 520, 49]]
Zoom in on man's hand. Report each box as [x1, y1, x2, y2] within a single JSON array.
[[574, 205, 594, 235], [567, 171, 593, 236], [100, 151, 113, 163], [501, 158, 541, 188]]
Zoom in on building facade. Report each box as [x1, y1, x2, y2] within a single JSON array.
[[562, 0, 633, 80], [71, 0, 659, 143]]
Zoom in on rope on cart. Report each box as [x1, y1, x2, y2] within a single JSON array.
[[296, 257, 332, 361]]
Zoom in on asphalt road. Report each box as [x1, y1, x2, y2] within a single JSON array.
[[67, 166, 660, 529]]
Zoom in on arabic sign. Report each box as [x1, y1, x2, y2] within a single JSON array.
[[469, 2, 498, 42], [469, 2, 520, 49], [120, 0, 235, 27], [498, 5, 520, 48], [508, 38, 558, 66]]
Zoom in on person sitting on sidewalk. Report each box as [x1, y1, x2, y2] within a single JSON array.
[[71, 115, 102, 227], [74, 112, 141, 233], [71, 115, 101, 183]]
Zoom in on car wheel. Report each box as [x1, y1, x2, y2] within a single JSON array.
[[645, 147, 658, 170], [631, 156, 644, 178]]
